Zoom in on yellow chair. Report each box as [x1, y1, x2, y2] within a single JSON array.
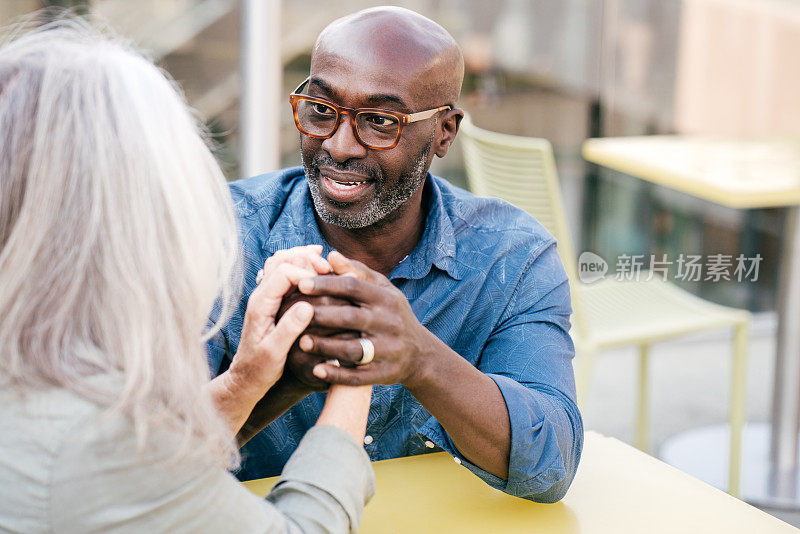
[[459, 115, 750, 497]]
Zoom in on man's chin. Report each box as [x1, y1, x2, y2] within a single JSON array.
[[305, 167, 384, 229], [315, 204, 375, 230], [309, 191, 371, 229]]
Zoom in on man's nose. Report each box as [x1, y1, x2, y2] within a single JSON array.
[[321, 114, 368, 162]]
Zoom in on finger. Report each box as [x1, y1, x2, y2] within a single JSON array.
[[314, 295, 357, 307], [261, 249, 319, 283], [264, 248, 310, 272], [240, 301, 313, 372], [261, 301, 314, 358], [244, 264, 316, 342], [327, 250, 365, 278], [312, 363, 385, 386], [309, 304, 372, 331], [289, 252, 333, 275], [265, 246, 331, 277], [328, 251, 382, 283], [252, 263, 316, 305], [297, 274, 382, 304], [299, 334, 364, 364], [310, 253, 333, 274], [267, 244, 322, 263]]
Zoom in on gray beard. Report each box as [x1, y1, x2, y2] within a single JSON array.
[[303, 131, 433, 229]]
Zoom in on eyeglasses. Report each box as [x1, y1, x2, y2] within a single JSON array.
[[289, 77, 452, 150]]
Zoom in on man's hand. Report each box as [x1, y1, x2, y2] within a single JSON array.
[[295, 251, 436, 388], [276, 289, 359, 391]]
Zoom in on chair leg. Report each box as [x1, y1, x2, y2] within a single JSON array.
[[575, 346, 596, 410], [636, 344, 650, 453], [728, 323, 749, 498]]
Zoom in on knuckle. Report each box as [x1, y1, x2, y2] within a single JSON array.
[[266, 251, 285, 264], [284, 312, 305, 331], [244, 300, 261, 322], [290, 255, 309, 268], [386, 339, 402, 354], [386, 289, 403, 305], [342, 307, 359, 324], [386, 315, 403, 334], [342, 276, 359, 293]]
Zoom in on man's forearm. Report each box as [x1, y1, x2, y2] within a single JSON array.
[[237, 376, 311, 446], [405, 334, 511, 479]]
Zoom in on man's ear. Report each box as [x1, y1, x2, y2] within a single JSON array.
[[434, 108, 464, 158]]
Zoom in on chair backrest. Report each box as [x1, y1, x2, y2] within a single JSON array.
[[459, 115, 587, 338]]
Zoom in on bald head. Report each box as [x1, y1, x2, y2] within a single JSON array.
[[312, 6, 464, 106]]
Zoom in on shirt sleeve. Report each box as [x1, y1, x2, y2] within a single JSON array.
[[265, 425, 376, 533], [51, 410, 374, 533], [205, 324, 229, 377], [418, 241, 583, 502]]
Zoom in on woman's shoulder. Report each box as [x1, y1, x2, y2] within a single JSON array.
[[0, 382, 103, 451], [0, 380, 271, 533], [0, 374, 129, 462], [0, 383, 108, 532]]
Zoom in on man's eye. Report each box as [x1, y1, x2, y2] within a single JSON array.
[[312, 103, 335, 115], [366, 114, 398, 127]]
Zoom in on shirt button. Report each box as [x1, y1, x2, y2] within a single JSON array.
[[453, 457, 462, 465], [364, 435, 373, 445], [424, 440, 435, 448]]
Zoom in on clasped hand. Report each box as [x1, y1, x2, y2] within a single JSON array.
[[206, 245, 331, 433], [284, 250, 434, 390], [213, 244, 433, 435]]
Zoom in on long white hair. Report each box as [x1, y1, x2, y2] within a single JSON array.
[[0, 15, 241, 464]]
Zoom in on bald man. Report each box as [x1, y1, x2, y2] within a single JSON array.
[[207, 6, 583, 503]]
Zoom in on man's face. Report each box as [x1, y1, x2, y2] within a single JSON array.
[[300, 57, 438, 229]]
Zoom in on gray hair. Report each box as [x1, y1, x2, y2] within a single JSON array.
[[0, 15, 241, 464]]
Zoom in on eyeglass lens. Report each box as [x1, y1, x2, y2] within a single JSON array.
[[295, 99, 400, 148]]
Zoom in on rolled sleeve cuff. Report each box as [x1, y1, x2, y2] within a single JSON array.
[[274, 425, 376, 529], [417, 373, 572, 500]]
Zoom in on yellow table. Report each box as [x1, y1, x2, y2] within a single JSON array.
[[582, 136, 800, 208], [582, 135, 800, 508], [243, 431, 796, 533]]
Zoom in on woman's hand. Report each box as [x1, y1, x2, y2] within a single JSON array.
[[207, 245, 331, 435]]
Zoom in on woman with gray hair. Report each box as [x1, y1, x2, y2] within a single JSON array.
[[0, 16, 373, 534]]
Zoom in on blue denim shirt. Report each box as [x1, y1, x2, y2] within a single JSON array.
[[207, 167, 583, 502]]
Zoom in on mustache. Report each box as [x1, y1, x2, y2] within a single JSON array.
[[309, 153, 382, 182]]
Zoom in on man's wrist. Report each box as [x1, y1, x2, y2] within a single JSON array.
[[401, 329, 441, 393]]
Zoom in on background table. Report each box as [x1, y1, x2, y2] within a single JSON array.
[[583, 135, 800, 507], [244, 431, 796, 533]]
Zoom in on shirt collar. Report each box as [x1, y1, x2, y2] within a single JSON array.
[[264, 180, 334, 257], [264, 172, 461, 281], [389, 176, 461, 281]]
